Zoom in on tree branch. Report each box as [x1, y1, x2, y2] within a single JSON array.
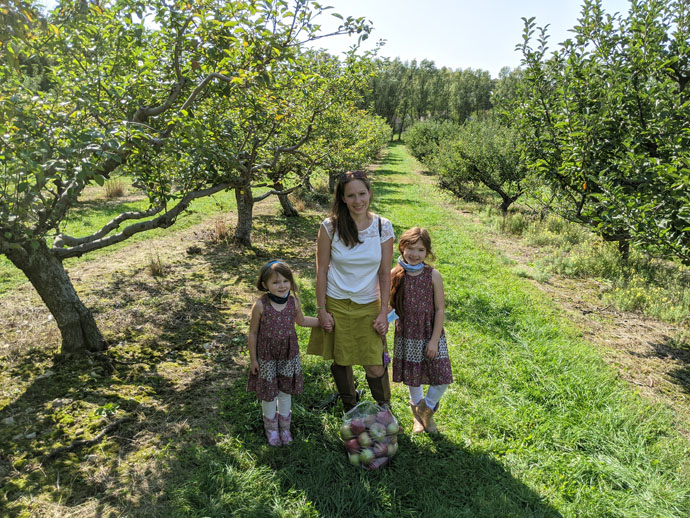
[[252, 183, 302, 203], [52, 183, 230, 259], [54, 206, 164, 248]]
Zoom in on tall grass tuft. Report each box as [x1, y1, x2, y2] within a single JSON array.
[[147, 253, 166, 277], [211, 217, 231, 243], [104, 179, 126, 198]]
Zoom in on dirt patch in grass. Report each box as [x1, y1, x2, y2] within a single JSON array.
[[0, 199, 323, 517], [485, 231, 690, 436]]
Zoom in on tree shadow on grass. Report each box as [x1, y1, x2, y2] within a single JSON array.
[[0, 259, 255, 516], [167, 367, 562, 518], [646, 336, 690, 396]]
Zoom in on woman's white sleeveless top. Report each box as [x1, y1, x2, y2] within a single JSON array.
[[323, 215, 394, 304]]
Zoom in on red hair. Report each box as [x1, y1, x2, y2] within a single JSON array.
[[390, 227, 434, 315]]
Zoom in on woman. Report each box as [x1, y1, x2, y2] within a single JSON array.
[[307, 170, 395, 410]]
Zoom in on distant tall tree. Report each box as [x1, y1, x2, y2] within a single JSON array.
[[363, 59, 494, 133]]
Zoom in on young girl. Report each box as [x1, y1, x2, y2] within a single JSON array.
[[247, 260, 319, 446], [390, 227, 453, 434]]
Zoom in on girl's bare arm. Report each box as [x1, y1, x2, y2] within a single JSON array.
[[315, 224, 334, 331], [294, 297, 320, 328], [426, 269, 446, 359], [248, 300, 263, 374]]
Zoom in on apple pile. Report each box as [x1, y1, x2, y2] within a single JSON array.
[[340, 401, 400, 470]]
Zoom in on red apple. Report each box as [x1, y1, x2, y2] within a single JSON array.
[[375, 409, 394, 425], [373, 442, 388, 458], [358, 431, 372, 447], [345, 438, 360, 453], [366, 457, 389, 470], [349, 419, 365, 435]]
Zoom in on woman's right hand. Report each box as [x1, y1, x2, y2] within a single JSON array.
[[318, 308, 335, 332], [250, 359, 259, 375]]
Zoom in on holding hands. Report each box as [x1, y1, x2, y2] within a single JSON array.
[[318, 308, 335, 332], [373, 313, 389, 337]]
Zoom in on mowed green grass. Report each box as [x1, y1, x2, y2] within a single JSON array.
[[167, 143, 690, 517]]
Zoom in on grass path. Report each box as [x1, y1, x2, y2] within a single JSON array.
[[175, 143, 690, 517]]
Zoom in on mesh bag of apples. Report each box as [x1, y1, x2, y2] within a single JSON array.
[[340, 401, 400, 470]]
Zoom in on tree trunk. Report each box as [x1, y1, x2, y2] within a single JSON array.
[[4, 241, 106, 355], [328, 171, 338, 194], [275, 182, 298, 217], [499, 195, 516, 215], [234, 185, 254, 246]]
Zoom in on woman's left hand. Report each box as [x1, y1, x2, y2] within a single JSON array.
[[373, 313, 389, 336]]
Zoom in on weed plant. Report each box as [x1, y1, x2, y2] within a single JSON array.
[[147, 253, 166, 277], [104, 179, 126, 198]]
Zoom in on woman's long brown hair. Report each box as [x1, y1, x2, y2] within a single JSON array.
[[330, 170, 372, 248], [390, 227, 434, 315]]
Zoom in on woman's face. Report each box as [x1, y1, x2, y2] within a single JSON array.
[[341, 179, 371, 217], [402, 239, 428, 266]]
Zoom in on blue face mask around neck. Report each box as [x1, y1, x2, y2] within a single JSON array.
[[398, 255, 425, 272]]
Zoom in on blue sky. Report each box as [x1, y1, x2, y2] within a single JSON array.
[[37, 0, 633, 79], [305, 0, 633, 78]]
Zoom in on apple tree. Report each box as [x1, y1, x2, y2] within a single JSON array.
[[0, 0, 370, 354], [429, 114, 526, 214], [516, 0, 690, 261]]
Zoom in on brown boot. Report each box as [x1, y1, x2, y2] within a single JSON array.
[[366, 369, 391, 407], [330, 363, 358, 411], [410, 402, 425, 434], [415, 399, 438, 434]]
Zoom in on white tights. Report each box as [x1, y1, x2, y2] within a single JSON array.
[[408, 384, 449, 409], [261, 391, 292, 419]]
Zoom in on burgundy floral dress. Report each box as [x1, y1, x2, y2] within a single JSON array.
[[247, 294, 303, 401], [392, 266, 454, 387]]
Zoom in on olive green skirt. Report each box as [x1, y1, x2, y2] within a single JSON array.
[[307, 296, 384, 366]]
